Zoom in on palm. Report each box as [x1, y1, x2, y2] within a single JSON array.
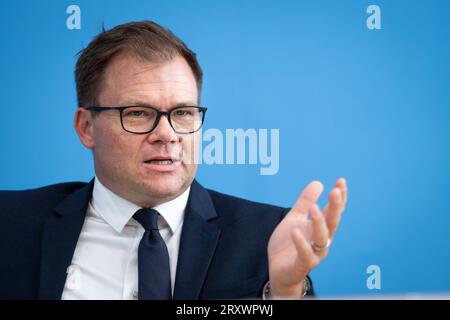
[[266, 179, 347, 296], [268, 211, 317, 287]]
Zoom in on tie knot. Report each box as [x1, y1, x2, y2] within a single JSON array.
[[133, 208, 159, 231]]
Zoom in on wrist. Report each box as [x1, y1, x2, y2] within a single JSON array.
[[272, 282, 303, 299], [264, 278, 310, 300]]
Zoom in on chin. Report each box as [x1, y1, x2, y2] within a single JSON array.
[[141, 175, 191, 199]]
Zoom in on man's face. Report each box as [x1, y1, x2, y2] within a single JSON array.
[[79, 53, 200, 207]]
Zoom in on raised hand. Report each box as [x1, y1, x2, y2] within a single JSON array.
[[267, 178, 348, 298]]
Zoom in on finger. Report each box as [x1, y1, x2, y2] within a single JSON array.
[[335, 177, 347, 205], [323, 188, 344, 238], [323, 186, 342, 211], [291, 228, 315, 267], [310, 204, 329, 251], [324, 187, 343, 215], [291, 180, 324, 216]]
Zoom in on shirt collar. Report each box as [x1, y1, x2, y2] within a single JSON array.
[[90, 176, 190, 234]]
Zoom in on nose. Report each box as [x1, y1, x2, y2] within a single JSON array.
[[147, 114, 178, 144]]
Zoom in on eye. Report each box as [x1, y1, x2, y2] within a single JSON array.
[[174, 109, 194, 117], [130, 111, 146, 117], [124, 108, 151, 118], [175, 110, 188, 116]]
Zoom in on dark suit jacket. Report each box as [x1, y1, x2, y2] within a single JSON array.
[[0, 179, 313, 299]]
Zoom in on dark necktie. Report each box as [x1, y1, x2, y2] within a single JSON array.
[[133, 208, 172, 300]]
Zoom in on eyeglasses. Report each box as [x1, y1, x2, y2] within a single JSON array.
[[85, 105, 207, 134]]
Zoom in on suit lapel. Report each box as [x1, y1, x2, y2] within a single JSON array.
[[38, 179, 94, 299], [173, 180, 221, 299], [38, 178, 220, 299]]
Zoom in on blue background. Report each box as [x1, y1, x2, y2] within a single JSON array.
[[1, 0, 449, 297]]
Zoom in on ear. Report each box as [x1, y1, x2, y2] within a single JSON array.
[[74, 108, 95, 149]]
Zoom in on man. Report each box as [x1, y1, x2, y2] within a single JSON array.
[[0, 21, 347, 299]]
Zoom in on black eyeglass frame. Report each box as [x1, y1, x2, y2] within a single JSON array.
[[84, 105, 207, 134]]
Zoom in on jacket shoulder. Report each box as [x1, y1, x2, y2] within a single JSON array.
[[206, 187, 289, 225], [207, 188, 286, 210], [0, 182, 88, 219]]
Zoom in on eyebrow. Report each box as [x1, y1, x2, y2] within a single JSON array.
[[117, 100, 199, 108]]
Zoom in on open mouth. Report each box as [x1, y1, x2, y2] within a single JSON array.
[[144, 159, 175, 165], [142, 157, 180, 172]]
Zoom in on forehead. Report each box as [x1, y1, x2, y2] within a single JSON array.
[[98, 53, 199, 107]]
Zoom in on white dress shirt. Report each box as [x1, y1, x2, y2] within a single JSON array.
[[61, 177, 189, 300]]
